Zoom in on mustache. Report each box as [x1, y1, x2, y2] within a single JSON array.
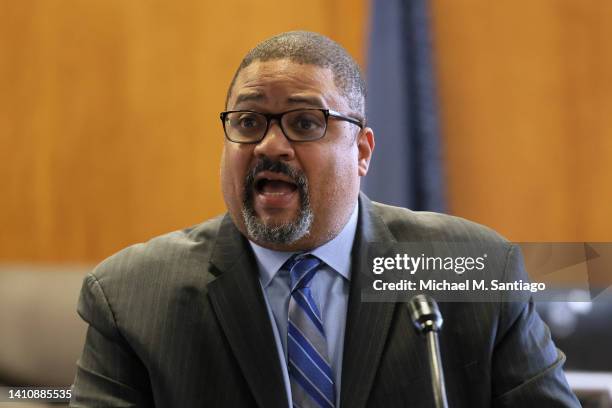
[[244, 157, 307, 191]]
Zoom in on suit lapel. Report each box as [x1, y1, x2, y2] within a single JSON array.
[[207, 215, 288, 408], [340, 194, 399, 408]]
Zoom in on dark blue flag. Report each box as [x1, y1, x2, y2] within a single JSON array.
[[363, 0, 446, 212]]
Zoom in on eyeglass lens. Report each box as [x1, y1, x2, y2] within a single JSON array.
[[224, 110, 327, 142]]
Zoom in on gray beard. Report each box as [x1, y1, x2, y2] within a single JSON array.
[[241, 158, 314, 245], [241, 202, 313, 245]]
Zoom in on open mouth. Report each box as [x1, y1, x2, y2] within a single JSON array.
[[254, 172, 298, 196]]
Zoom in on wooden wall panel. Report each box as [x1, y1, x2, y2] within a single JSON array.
[[430, 0, 612, 241], [0, 1, 366, 262], [2, 0, 610, 263]]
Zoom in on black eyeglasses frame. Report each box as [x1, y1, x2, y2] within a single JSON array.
[[219, 108, 364, 144]]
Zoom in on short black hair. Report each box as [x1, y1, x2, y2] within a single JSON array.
[[225, 31, 366, 121]]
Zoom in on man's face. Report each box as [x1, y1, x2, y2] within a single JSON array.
[[220, 59, 374, 251]]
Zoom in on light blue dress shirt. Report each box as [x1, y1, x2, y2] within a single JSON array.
[[249, 204, 358, 408]]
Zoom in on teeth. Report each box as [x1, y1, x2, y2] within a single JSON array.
[[261, 190, 291, 195]]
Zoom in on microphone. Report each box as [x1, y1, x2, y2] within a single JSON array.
[[408, 295, 449, 408]]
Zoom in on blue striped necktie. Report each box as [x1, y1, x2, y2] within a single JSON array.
[[286, 254, 336, 408]]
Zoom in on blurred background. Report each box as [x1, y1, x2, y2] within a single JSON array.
[[1, 0, 611, 406]]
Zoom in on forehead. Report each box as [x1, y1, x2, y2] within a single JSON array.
[[228, 59, 347, 110]]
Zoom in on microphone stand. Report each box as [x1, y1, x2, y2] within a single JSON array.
[[408, 294, 449, 408]]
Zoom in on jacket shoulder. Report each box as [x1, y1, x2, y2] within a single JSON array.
[[371, 201, 509, 244], [91, 214, 225, 285]]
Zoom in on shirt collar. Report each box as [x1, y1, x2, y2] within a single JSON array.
[[249, 203, 359, 288]]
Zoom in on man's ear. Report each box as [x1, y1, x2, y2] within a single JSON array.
[[357, 127, 375, 176]]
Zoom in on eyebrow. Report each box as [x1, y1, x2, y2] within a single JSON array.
[[234, 92, 265, 106], [233, 93, 326, 109], [286, 95, 325, 107]]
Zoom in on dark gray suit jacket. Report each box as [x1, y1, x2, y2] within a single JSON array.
[[70, 194, 580, 407]]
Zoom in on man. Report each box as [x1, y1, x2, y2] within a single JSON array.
[[71, 31, 579, 407]]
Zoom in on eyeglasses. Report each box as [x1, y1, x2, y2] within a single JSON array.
[[219, 108, 363, 144]]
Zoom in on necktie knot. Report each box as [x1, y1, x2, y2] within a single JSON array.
[[286, 254, 322, 291]]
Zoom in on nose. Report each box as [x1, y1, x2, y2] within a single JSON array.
[[253, 120, 295, 161]]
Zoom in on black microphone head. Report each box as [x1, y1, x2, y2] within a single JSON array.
[[407, 294, 444, 334]]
